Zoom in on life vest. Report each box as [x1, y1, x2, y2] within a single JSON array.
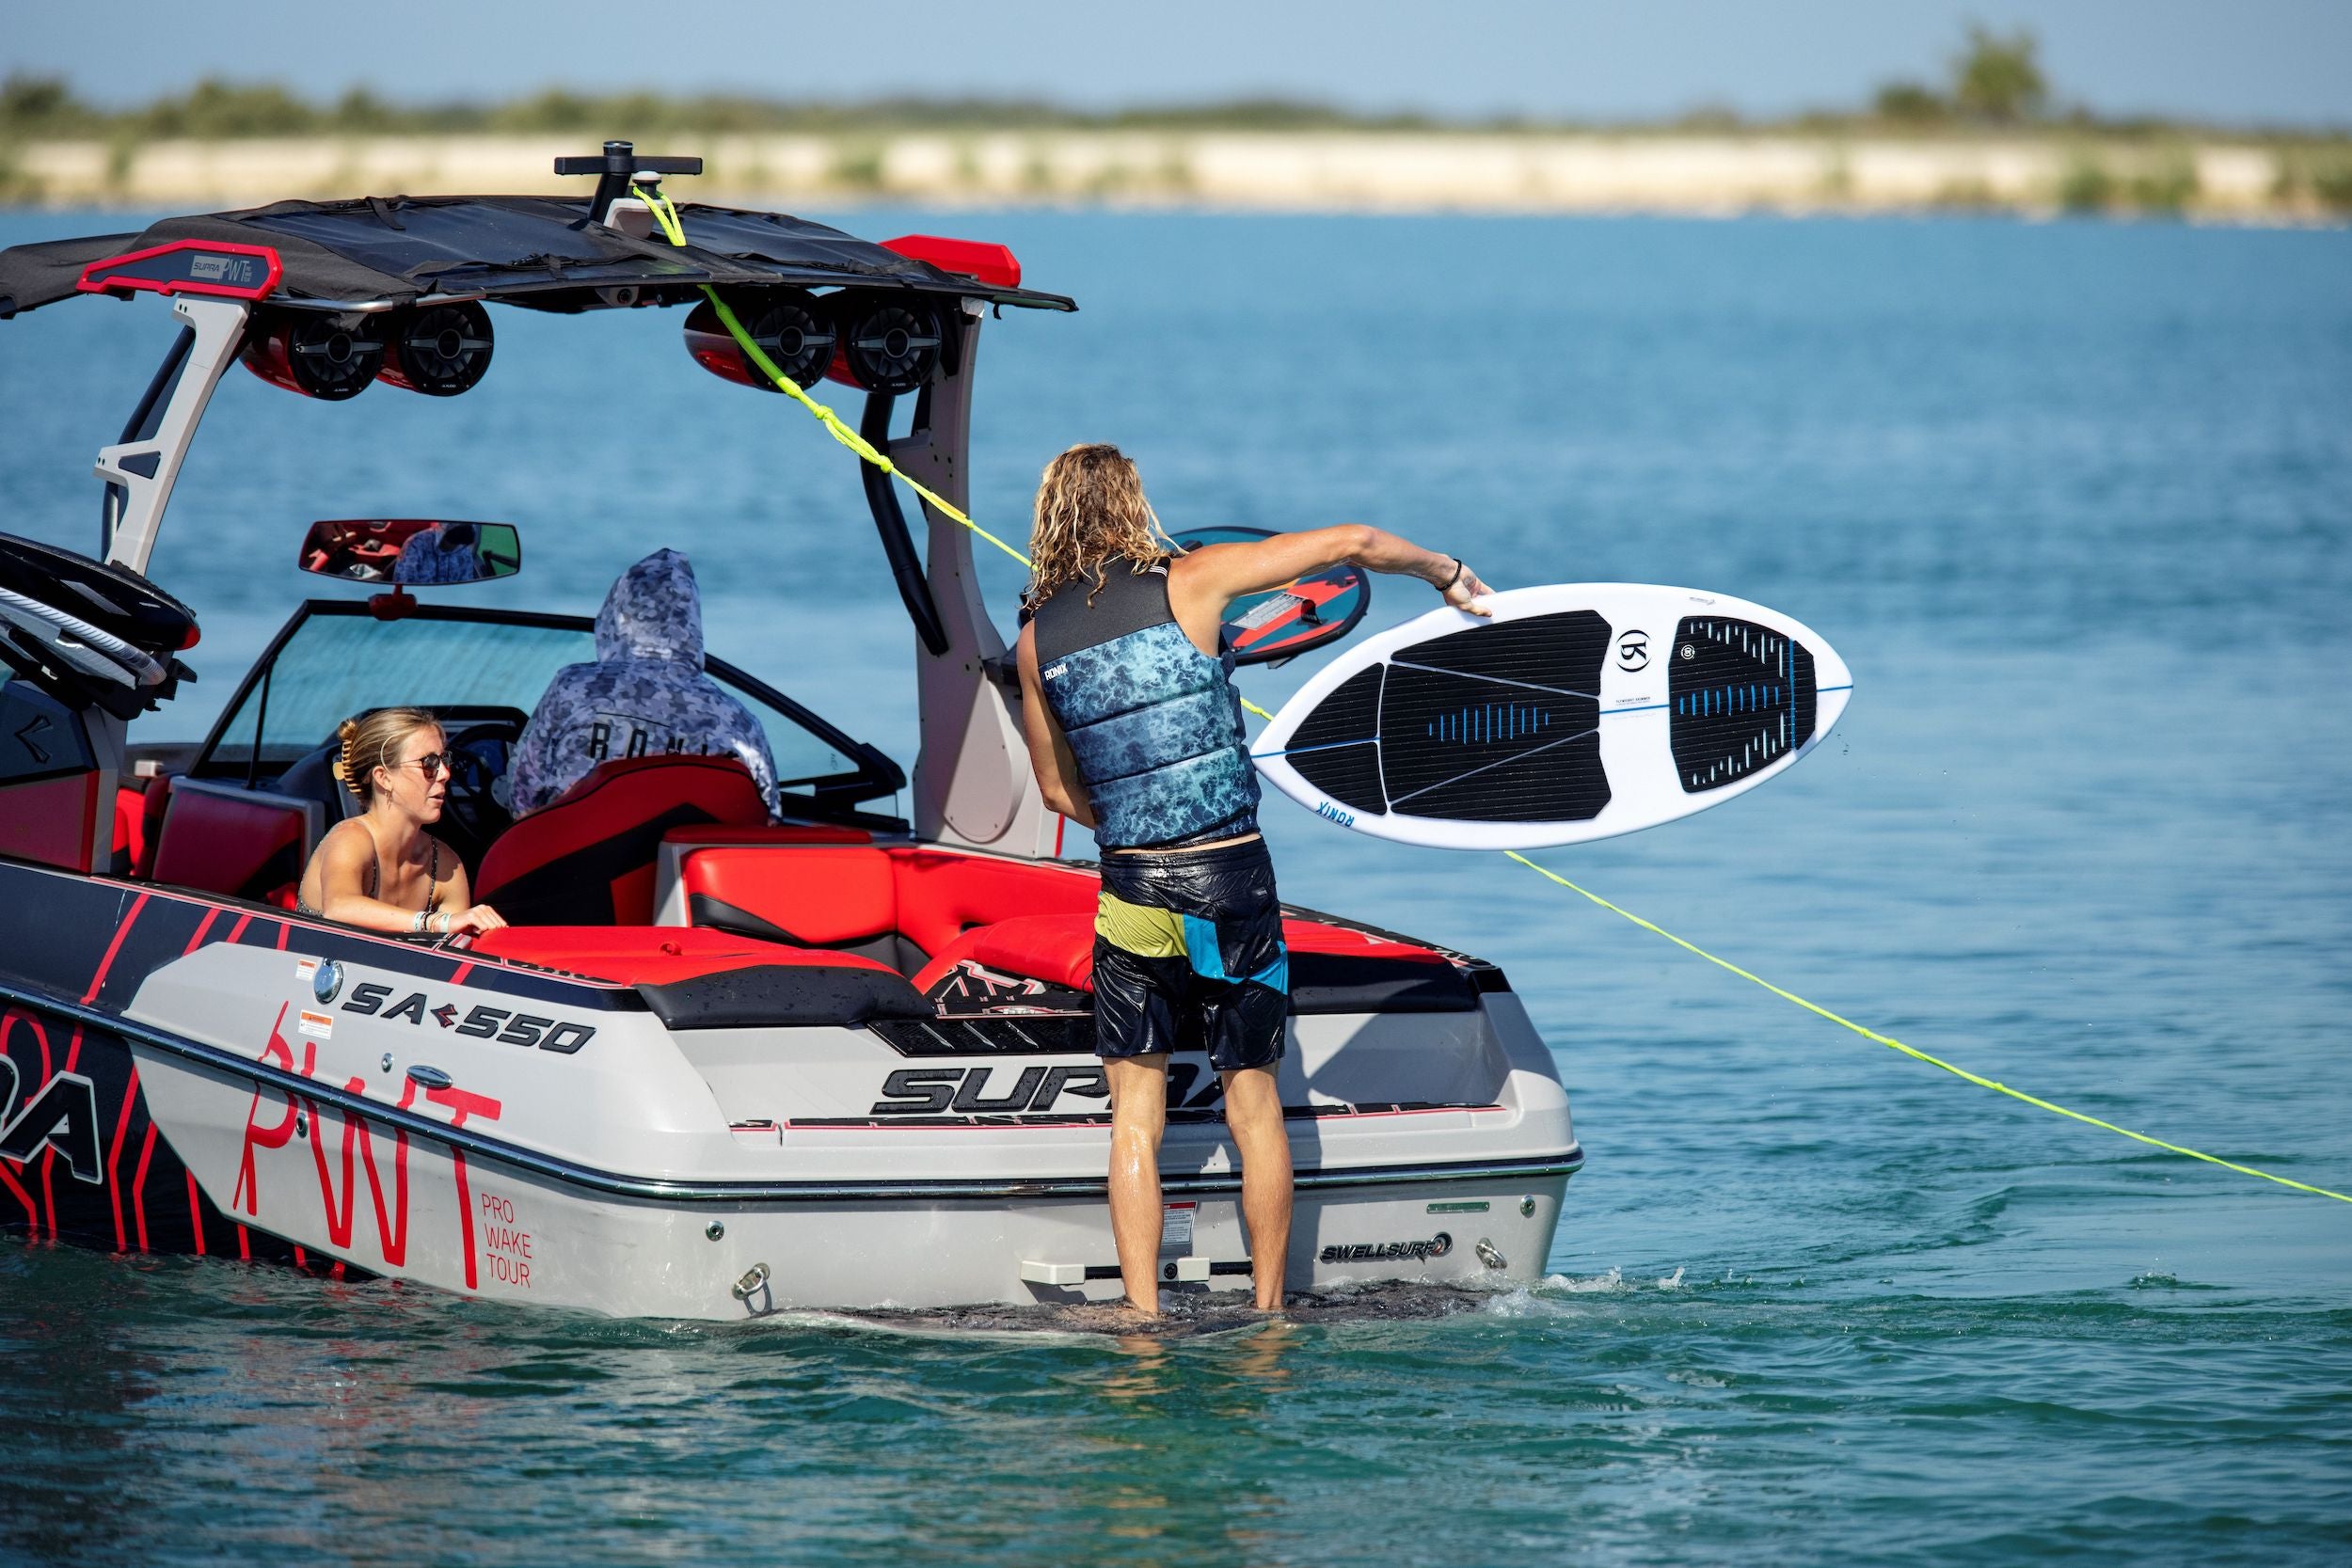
[[1030, 555, 1259, 850]]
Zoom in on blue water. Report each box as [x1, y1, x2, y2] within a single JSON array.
[[3, 208, 2349, 1564]]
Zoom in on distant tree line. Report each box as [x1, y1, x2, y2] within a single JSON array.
[[0, 77, 1457, 140], [0, 27, 2342, 145]]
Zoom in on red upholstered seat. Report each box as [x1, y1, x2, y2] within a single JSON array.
[[147, 778, 320, 904], [679, 843, 1102, 974], [475, 755, 769, 927], [912, 913, 1097, 995], [684, 845, 898, 946], [472, 925, 897, 986], [889, 848, 1098, 957], [112, 784, 148, 875]]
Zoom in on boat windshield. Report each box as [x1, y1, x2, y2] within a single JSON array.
[[196, 604, 890, 800]]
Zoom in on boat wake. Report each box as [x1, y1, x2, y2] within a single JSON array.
[[790, 1267, 1697, 1338], [799, 1278, 1554, 1339]]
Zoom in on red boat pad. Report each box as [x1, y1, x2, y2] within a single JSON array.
[[109, 776, 181, 879], [113, 784, 149, 873], [913, 914, 1095, 994], [907, 911, 1455, 996], [0, 771, 105, 874], [678, 843, 1099, 954], [471, 925, 898, 986], [147, 780, 315, 904], [474, 754, 770, 926], [893, 848, 1098, 955]]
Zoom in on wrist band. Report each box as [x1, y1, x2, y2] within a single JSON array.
[[1443, 557, 1464, 591], [411, 909, 430, 933]]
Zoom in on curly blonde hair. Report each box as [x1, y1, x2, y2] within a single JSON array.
[[330, 706, 442, 804], [1023, 443, 1176, 610]]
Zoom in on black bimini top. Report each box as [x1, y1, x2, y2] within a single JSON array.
[[0, 195, 1076, 319]]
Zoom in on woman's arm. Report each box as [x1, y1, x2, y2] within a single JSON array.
[[1168, 524, 1494, 633], [432, 847, 506, 937], [310, 827, 437, 933], [1015, 622, 1097, 828]]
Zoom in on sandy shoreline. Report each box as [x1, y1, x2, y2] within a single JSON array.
[[2, 131, 2343, 224]]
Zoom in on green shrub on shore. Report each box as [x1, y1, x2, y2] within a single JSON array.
[[2123, 152, 2198, 213], [2274, 149, 2352, 213], [2058, 150, 2199, 215], [2058, 155, 2114, 211]]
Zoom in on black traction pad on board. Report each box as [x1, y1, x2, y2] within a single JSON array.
[[1666, 615, 1816, 794]]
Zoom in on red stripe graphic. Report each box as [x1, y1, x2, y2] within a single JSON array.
[[0, 1156, 34, 1229], [132, 1122, 158, 1251], [423, 1083, 502, 1291], [106, 1065, 140, 1250], [1, 1010, 56, 1239], [185, 1169, 207, 1256], [183, 908, 219, 955], [81, 892, 150, 1005]]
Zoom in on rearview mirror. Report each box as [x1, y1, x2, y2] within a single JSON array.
[[298, 519, 521, 586]]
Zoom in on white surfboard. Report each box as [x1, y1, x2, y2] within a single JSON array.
[[1249, 584, 1852, 850]]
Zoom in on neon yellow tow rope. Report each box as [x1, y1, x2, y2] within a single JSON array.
[[636, 183, 2346, 1208], [634, 185, 1035, 567], [1504, 852, 2351, 1204]]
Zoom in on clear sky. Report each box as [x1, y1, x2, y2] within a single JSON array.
[[8, 0, 2348, 129]]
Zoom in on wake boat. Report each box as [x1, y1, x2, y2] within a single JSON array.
[[0, 144, 1581, 1318]]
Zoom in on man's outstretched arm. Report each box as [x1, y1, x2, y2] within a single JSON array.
[[1170, 523, 1494, 626]]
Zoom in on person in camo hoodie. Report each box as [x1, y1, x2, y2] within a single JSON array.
[[507, 548, 781, 817]]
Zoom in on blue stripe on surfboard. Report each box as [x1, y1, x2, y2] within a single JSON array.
[[1253, 737, 1375, 761]]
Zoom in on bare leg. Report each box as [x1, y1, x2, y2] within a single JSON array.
[[1219, 1065, 1293, 1311], [1104, 1054, 1170, 1315]]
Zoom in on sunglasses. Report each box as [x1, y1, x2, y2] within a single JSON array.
[[400, 752, 453, 779]]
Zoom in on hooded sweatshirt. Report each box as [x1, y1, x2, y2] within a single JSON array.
[[506, 548, 780, 816]]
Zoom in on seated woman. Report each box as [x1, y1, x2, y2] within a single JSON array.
[[296, 706, 507, 938]]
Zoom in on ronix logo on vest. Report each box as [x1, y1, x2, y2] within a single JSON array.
[[1314, 800, 1356, 827]]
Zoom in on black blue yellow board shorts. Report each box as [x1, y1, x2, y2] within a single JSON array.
[[1093, 837, 1289, 1073]]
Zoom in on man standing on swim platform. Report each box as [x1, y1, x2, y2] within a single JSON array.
[[1015, 444, 1493, 1316]]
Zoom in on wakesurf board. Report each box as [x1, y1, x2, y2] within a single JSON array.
[[1249, 584, 1851, 849]]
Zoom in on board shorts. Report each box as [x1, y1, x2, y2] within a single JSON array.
[[1093, 836, 1289, 1073]]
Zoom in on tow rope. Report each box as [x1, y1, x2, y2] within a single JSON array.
[[636, 184, 2346, 1208], [633, 186, 1033, 567], [1502, 853, 2349, 1204]]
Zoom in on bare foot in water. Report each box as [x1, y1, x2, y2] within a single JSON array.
[[1059, 1300, 1164, 1332]]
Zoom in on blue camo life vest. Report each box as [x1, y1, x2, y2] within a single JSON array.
[[1030, 555, 1259, 850]]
